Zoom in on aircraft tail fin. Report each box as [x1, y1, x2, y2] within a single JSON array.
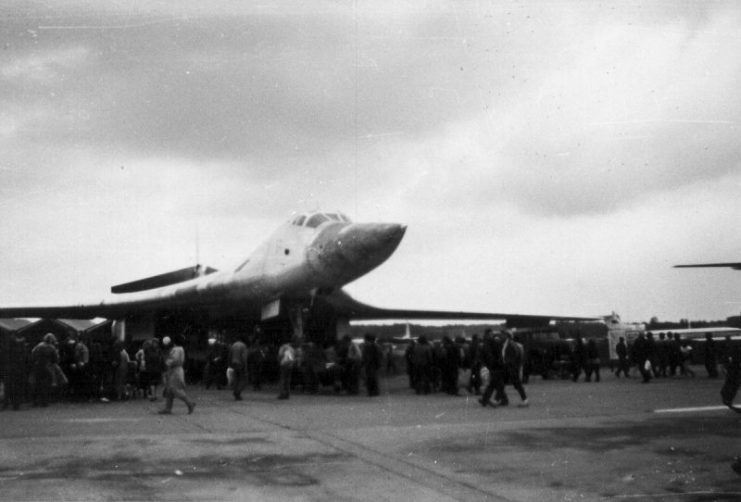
[[111, 265, 218, 294]]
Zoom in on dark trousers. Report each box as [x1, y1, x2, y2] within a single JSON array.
[[232, 367, 247, 399], [638, 360, 652, 383], [572, 361, 584, 382], [705, 360, 718, 378], [4, 371, 26, 409], [503, 366, 527, 403], [278, 364, 292, 398], [406, 362, 416, 389], [414, 365, 431, 394], [482, 368, 505, 404], [32, 368, 52, 406], [204, 363, 225, 389], [365, 369, 380, 396], [163, 386, 193, 411], [721, 363, 740, 407], [615, 357, 630, 377], [585, 362, 601, 382], [468, 362, 482, 394], [442, 365, 459, 395]]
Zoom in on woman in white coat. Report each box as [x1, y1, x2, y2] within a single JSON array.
[[158, 336, 195, 415]]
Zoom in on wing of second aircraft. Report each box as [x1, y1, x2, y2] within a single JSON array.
[[323, 289, 598, 327], [675, 262, 741, 270]]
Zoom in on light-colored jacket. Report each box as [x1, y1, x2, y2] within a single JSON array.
[[164, 346, 186, 393]]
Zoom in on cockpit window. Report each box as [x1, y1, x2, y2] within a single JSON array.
[[305, 213, 329, 228], [291, 211, 352, 227]]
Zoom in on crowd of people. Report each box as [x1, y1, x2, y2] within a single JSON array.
[[611, 332, 734, 384], [2, 331, 137, 410], [0, 331, 196, 414], [215, 333, 385, 400], [2, 327, 739, 413], [0, 330, 390, 411]]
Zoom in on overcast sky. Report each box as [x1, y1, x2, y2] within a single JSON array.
[[2, 1, 741, 323]]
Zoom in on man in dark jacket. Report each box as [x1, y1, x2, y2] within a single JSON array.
[[631, 332, 652, 383], [502, 331, 528, 406], [413, 336, 433, 395], [204, 337, 228, 390], [362, 334, 383, 397], [31, 333, 58, 407], [614, 337, 630, 378], [3, 332, 29, 410], [467, 334, 482, 395], [441, 336, 460, 395], [404, 340, 416, 389], [479, 330, 505, 407]]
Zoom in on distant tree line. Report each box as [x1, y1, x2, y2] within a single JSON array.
[[349, 323, 503, 342], [647, 316, 741, 331]]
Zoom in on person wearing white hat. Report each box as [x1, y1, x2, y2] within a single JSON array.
[[158, 335, 195, 415]]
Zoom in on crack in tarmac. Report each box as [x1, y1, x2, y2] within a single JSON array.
[[209, 394, 513, 501]]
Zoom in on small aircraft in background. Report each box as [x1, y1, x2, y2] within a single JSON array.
[[392, 323, 417, 344]]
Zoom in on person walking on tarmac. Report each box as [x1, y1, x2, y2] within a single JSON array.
[[571, 336, 587, 382], [479, 330, 505, 407], [3, 331, 29, 410], [158, 336, 195, 415], [31, 333, 59, 408], [721, 342, 741, 413], [277, 338, 297, 400], [704, 334, 719, 378], [584, 339, 601, 382], [228, 334, 249, 401], [614, 337, 630, 378], [632, 332, 652, 383], [467, 334, 483, 395], [362, 334, 383, 397], [501, 330, 529, 407], [413, 336, 433, 395]]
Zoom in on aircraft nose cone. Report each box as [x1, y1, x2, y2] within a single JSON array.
[[308, 222, 407, 285], [342, 222, 405, 249], [337, 223, 407, 263]]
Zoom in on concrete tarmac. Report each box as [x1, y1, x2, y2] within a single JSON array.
[[1, 371, 739, 501]]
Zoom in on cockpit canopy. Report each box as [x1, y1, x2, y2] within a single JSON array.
[[291, 211, 352, 228]]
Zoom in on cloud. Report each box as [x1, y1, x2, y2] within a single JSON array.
[[357, 5, 741, 220], [1, 45, 91, 83]]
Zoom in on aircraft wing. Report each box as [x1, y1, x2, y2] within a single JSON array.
[[0, 299, 158, 320], [0, 264, 228, 320], [675, 262, 741, 270], [323, 289, 599, 327]]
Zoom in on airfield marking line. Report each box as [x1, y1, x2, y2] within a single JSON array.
[[59, 418, 142, 423], [653, 405, 732, 414]]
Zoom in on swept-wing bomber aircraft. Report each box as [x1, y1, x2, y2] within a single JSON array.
[[0, 211, 595, 341]]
